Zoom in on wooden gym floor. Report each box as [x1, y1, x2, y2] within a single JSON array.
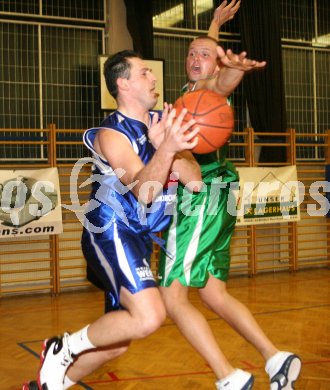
[[1, 268, 329, 390]]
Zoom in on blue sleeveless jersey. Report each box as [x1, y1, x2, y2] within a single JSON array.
[[83, 110, 176, 235]]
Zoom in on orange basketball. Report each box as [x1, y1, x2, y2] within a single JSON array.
[[174, 89, 234, 154]]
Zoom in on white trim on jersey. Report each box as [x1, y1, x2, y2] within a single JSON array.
[[163, 212, 178, 284], [182, 198, 206, 285]]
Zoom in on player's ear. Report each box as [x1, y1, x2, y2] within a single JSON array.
[[117, 77, 129, 92]]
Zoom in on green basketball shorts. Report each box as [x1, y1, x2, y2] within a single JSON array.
[[158, 178, 237, 287]]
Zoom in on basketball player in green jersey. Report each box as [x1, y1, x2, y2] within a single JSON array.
[[158, 9, 302, 390]]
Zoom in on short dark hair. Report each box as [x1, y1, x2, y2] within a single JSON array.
[[103, 50, 141, 99]]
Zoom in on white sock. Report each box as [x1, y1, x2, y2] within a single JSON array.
[[265, 351, 292, 377], [68, 324, 96, 355], [63, 375, 76, 389]]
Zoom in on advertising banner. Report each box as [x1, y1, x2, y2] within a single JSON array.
[[0, 168, 62, 239], [235, 165, 300, 226]]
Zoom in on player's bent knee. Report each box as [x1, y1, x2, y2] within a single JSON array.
[[137, 309, 166, 338], [200, 293, 224, 309]]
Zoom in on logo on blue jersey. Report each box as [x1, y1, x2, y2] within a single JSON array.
[[136, 258, 154, 281]]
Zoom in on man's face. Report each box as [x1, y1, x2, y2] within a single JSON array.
[[126, 57, 158, 109], [186, 38, 219, 82]]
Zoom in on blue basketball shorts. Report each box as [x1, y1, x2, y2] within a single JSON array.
[[82, 220, 157, 311]]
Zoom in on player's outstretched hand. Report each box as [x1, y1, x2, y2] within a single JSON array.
[[162, 107, 199, 154], [213, 0, 241, 27], [149, 104, 199, 152], [217, 46, 267, 72], [148, 102, 171, 148]]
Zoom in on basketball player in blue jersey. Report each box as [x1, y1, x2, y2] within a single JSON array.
[[158, 14, 302, 390], [23, 50, 202, 390]]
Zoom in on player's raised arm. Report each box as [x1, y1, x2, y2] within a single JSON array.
[[208, 0, 241, 40], [199, 46, 267, 97]]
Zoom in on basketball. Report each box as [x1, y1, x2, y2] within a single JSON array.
[[173, 89, 234, 154]]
